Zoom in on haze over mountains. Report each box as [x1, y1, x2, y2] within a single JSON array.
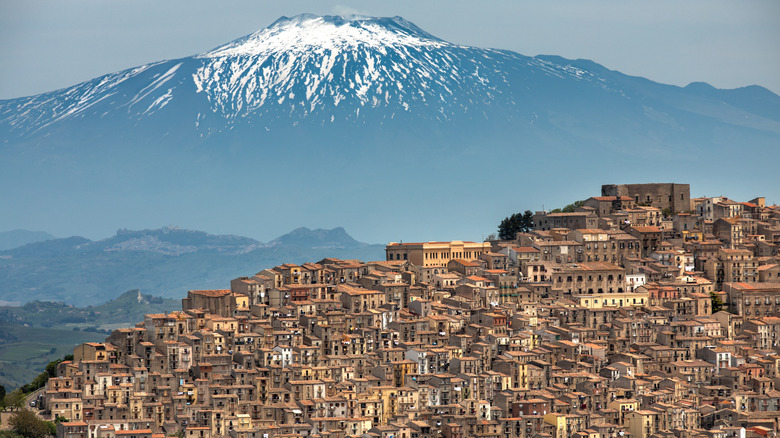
[[1, 14, 779, 243], [0, 226, 383, 307], [0, 230, 56, 250]]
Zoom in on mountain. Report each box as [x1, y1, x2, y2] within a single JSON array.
[[1, 14, 779, 241], [0, 230, 56, 250], [0, 226, 383, 306], [90, 226, 263, 255], [268, 226, 364, 249]]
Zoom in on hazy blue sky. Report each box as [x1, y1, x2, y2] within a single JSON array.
[[1, 0, 779, 99]]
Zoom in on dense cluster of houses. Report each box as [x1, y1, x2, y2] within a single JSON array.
[[48, 183, 780, 438]]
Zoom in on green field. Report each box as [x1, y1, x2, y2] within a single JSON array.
[[0, 323, 105, 390], [0, 289, 182, 391]]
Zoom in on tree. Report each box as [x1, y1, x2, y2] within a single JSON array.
[[710, 292, 725, 313], [4, 390, 25, 411], [561, 200, 584, 213], [498, 210, 534, 240], [8, 409, 52, 438], [550, 200, 584, 214], [44, 360, 60, 379]]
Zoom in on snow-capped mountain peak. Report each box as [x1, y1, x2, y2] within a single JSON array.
[[189, 13, 529, 124], [201, 14, 448, 58], [2, 14, 606, 136]]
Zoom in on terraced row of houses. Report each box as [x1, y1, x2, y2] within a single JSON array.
[[47, 183, 780, 438]]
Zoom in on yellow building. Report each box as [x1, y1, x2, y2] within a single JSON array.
[[391, 360, 417, 387], [626, 410, 658, 438], [73, 342, 112, 363], [575, 290, 649, 309], [607, 398, 639, 425], [607, 398, 638, 412], [235, 413, 252, 429], [368, 386, 420, 423], [543, 413, 583, 438], [385, 241, 491, 267], [681, 230, 704, 242], [50, 397, 84, 421]]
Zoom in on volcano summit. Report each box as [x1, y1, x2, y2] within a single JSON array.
[[1, 14, 608, 135], [1, 14, 779, 241]]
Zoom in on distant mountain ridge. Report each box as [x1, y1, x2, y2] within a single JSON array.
[[268, 226, 364, 249], [100, 226, 264, 255], [1, 14, 778, 243], [0, 230, 56, 250], [0, 226, 383, 306]]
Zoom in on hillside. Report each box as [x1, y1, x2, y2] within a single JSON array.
[[0, 226, 384, 306], [0, 289, 180, 330], [0, 230, 56, 251], [0, 323, 105, 390]]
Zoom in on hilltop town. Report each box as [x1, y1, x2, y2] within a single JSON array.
[[39, 183, 780, 438]]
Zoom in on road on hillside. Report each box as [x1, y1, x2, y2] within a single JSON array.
[[24, 388, 46, 419], [0, 388, 45, 431]]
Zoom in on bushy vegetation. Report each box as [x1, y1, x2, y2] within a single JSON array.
[[497, 210, 534, 240], [7, 409, 55, 437], [16, 356, 69, 395], [1, 388, 25, 411], [711, 292, 726, 313], [19, 355, 61, 394], [550, 200, 584, 213]]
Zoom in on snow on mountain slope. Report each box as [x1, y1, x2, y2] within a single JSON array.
[[0, 60, 193, 137], [1, 14, 609, 139], [194, 15, 610, 125]]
